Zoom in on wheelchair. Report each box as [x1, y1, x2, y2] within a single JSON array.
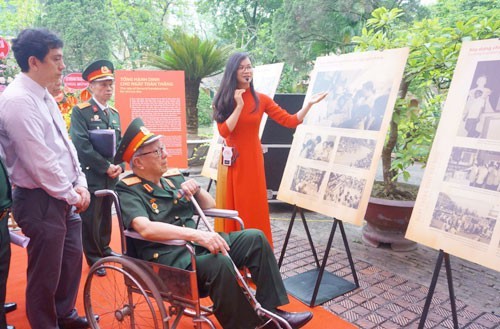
[[83, 189, 293, 329]]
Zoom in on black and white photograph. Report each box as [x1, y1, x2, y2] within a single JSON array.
[[290, 166, 326, 197], [334, 137, 376, 169], [209, 147, 222, 170], [305, 70, 392, 132], [430, 192, 497, 245], [444, 147, 500, 191], [457, 60, 500, 140], [323, 172, 365, 209], [299, 133, 336, 162], [279, 48, 408, 226], [406, 39, 500, 272]]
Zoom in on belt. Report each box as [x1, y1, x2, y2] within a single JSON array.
[[0, 208, 10, 221]]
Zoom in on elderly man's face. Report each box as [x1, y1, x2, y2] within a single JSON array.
[[89, 80, 114, 104], [134, 139, 168, 176]]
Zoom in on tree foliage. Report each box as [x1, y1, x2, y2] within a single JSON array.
[[196, 0, 282, 63], [353, 3, 499, 198], [36, 0, 191, 71], [37, 0, 114, 71], [0, 0, 40, 36], [145, 32, 233, 135]]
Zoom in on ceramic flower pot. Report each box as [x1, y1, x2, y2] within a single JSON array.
[[362, 197, 417, 251]]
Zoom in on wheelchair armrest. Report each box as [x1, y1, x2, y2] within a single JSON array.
[[200, 208, 244, 230], [124, 230, 187, 247], [203, 208, 239, 218]]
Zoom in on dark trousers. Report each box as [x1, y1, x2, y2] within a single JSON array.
[[81, 194, 113, 266], [12, 188, 83, 329], [0, 212, 11, 328], [160, 229, 289, 329]]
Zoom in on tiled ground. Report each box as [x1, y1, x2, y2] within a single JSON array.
[[272, 222, 500, 329]]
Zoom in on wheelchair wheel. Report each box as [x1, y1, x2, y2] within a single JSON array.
[[84, 256, 169, 329]]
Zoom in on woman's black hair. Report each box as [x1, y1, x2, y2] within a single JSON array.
[[212, 52, 260, 123]]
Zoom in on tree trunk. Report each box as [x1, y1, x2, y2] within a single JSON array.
[[185, 78, 201, 137], [382, 79, 409, 196]]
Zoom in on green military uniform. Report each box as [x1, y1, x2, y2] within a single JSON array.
[[0, 159, 12, 328], [116, 170, 290, 329], [70, 98, 123, 265]]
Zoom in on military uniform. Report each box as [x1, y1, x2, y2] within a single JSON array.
[[116, 169, 290, 328], [0, 159, 12, 328], [70, 59, 124, 266], [70, 98, 122, 265]]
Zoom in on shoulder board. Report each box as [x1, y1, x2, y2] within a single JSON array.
[[121, 176, 141, 186], [108, 106, 119, 113], [162, 168, 182, 177], [75, 102, 91, 109]]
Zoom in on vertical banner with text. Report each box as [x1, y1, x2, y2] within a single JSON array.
[[115, 70, 188, 168]]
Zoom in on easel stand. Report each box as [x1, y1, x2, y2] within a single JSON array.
[[206, 178, 214, 192], [278, 206, 359, 307], [419, 249, 459, 329]]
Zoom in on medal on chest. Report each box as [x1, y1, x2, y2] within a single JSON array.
[[149, 198, 159, 214]]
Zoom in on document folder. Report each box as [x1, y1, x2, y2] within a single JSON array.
[[89, 129, 116, 158]]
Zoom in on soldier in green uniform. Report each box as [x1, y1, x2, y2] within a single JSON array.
[[70, 60, 124, 276], [114, 118, 313, 329], [0, 154, 16, 329]]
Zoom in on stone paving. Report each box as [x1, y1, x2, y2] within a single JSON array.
[[190, 168, 499, 328], [269, 205, 499, 329]]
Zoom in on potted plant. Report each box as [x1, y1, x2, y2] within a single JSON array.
[[351, 6, 498, 250]]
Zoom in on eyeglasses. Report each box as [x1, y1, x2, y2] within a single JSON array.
[[136, 145, 166, 158], [238, 65, 253, 72]]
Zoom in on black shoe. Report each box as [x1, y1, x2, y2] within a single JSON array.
[[58, 315, 99, 329], [4, 302, 17, 313], [95, 267, 106, 277], [272, 308, 313, 329]]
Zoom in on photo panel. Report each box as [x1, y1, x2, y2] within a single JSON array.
[[278, 48, 409, 225], [406, 39, 500, 272]]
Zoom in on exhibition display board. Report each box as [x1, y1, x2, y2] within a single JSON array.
[[406, 39, 500, 272], [114, 70, 188, 168], [277, 48, 409, 226]]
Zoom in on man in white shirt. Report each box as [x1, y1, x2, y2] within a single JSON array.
[[0, 28, 91, 329]]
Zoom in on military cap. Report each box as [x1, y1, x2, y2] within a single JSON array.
[[82, 59, 114, 82], [114, 117, 162, 164]]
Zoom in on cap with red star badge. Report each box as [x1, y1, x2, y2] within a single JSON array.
[[114, 117, 162, 164], [82, 59, 114, 82]]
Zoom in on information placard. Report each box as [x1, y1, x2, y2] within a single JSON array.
[[115, 70, 187, 168]]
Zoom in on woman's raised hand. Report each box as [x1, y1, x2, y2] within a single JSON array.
[[309, 91, 328, 105], [234, 89, 245, 108]]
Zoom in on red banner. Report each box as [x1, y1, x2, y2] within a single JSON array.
[[63, 72, 89, 91], [0, 37, 10, 59], [115, 70, 188, 168]]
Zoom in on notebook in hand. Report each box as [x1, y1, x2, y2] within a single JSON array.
[[89, 129, 116, 158]]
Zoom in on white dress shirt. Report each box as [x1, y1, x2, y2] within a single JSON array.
[[0, 73, 87, 205]]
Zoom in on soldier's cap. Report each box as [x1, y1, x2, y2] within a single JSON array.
[[114, 118, 162, 164], [82, 59, 114, 82]]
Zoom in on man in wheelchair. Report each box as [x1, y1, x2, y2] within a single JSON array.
[[112, 118, 313, 329]]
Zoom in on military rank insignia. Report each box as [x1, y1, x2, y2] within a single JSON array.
[[143, 184, 153, 193], [165, 179, 176, 189]]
